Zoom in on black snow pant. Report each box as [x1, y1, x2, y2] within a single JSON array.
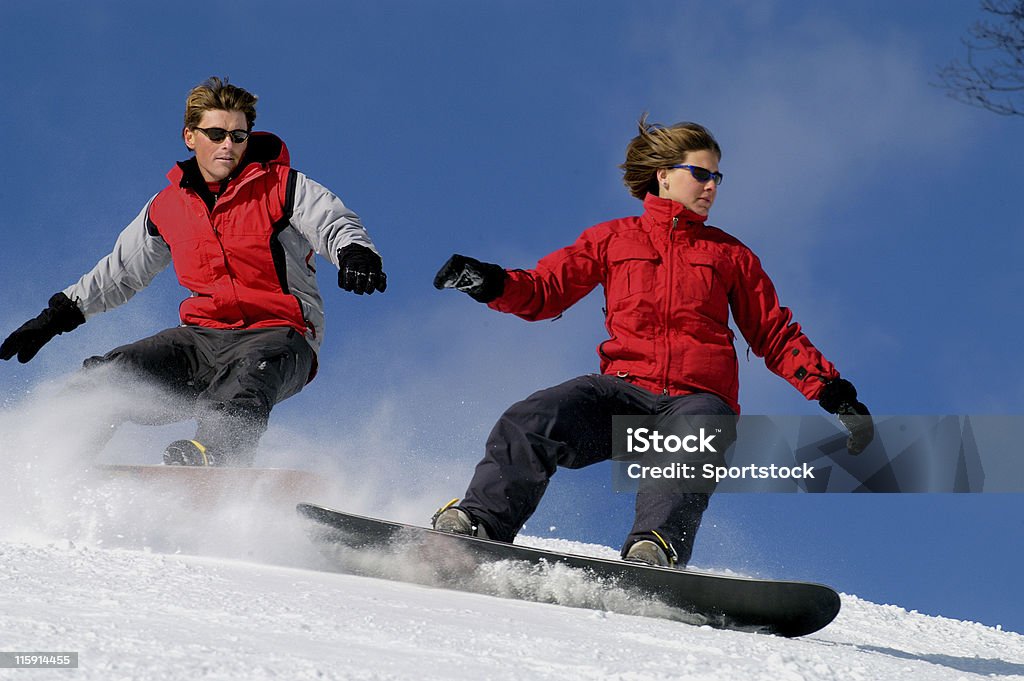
[[460, 374, 737, 566], [76, 325, 315, 465]]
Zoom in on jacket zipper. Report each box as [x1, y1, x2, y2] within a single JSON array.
[[663, 216, 678, 395], [202, 192, 248, 326]]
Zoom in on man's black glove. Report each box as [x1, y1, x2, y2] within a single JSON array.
[[818, 378, 874, 454], [433, 254, 507, 304], [338, 244, 387, 295], [0, 292, 86, 364]]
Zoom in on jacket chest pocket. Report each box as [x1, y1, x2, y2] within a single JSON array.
[[608, 242, 661, 298], [165, 237, 211, 288], [678, 253, 718, 301]]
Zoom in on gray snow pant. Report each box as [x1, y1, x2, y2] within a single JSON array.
[[460, 374, 737, 566], [78, 326, 315, 465]]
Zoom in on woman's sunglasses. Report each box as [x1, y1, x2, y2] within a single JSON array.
[[669, 164, 723, 186]]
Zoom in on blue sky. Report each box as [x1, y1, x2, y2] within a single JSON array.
[[2, 2, 1023, 634]]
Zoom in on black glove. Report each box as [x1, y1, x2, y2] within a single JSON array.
[[818, 378, 874, 455], [433, 254, 507, 304], [337, 244, 387, 295], [0, 292, 86, 364]]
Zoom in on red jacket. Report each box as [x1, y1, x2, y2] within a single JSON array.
[[489, 194, 838, 413]]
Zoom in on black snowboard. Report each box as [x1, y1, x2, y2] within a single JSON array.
[[297, 503, 841, 637]]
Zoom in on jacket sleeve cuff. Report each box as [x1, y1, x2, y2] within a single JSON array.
[[487, 269, 535, 315]]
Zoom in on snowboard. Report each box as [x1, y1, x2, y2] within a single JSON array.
[[89, 464, 329, 507], [297, 503, 841, 637]]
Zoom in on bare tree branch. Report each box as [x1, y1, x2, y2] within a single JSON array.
[[937, 0, 1024, 116]]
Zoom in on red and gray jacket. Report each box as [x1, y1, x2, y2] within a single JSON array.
[[489, 194, 839, 413], [63, 133, 379, 356]]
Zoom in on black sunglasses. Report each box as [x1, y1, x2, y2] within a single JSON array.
[[669, 164, 724, 186], [194, 127, 251, 143]]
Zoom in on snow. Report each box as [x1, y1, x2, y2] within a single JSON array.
[[2, 498, 1023, 680], [2, 539, 1023, 681], [1, 392, 1023, 680]]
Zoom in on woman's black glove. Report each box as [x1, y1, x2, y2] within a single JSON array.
[[338, 244, 387, 295], [0, 292, 86, 364], [818, 378, 874, 454], [433, 254, 507, 303]]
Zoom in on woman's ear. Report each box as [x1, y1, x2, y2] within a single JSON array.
[[656, 168, 669, 190]]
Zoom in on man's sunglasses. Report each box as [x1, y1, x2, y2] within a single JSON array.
[[669, 164, 724, 186], [194, 127, 251, 144]]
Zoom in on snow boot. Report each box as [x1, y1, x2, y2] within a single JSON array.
[[624, 536, 675, 568], [163, 439, 220, 466], [431, 499, 489, 539]]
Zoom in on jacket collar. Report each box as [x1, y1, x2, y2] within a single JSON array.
[[640, 193, 708, 232], [166, 131, 290, 189]]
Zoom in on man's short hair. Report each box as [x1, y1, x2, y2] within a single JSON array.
[[183, 77, 258, 131]]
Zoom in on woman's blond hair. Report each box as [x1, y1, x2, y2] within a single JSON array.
[[183, 77, 258, 131], [620, 114, 721, 200]]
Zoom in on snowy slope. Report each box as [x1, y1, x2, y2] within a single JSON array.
[[1, 394, 1023, 681], [2, 506, 1023, 680], [2, 539, 1023, 681]]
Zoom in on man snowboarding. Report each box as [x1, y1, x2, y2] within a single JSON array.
[[433, 115, 871, 567], [0, 77, 386, 466]]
